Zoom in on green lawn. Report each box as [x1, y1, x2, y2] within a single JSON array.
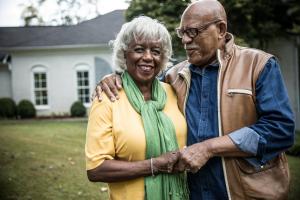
[[0, 120, 299, 200], [0, 120, 108, 200]]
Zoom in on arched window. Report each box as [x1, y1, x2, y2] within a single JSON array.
[[32, 65, 48, 107], [75, 64, 90, 104]]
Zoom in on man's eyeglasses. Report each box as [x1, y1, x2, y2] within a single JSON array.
[[176, 19, 222, 39]]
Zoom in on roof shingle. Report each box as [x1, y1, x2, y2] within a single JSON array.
[[0, 10, 125, 49]]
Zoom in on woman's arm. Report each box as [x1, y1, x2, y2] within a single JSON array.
[[87, 151, 179, 183]]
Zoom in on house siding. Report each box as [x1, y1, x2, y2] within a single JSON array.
[[10, 46, 112, 116], [0, 64, 12, 98]]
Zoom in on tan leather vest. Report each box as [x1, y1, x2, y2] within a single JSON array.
[[165, 33, 290, 200]]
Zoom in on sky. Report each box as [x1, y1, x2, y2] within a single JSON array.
[[0, 0, 130, 27]]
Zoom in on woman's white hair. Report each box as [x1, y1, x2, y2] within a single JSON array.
[[111, 16, 172, 72]]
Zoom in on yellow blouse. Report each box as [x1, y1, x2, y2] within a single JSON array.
[[85, 82, 187, 200]]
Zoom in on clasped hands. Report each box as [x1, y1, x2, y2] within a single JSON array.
[[154, 141, 213, 174]]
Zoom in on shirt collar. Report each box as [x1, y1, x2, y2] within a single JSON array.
[[189, 60, 219, 75]]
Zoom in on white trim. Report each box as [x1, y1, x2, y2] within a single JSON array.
[[217, 49, 232, 200], [75, 64, 91, 104], [74, 63, 90, 71], [32, 66, 47, 72], [35, 105, 50, 110], [31, 65, 49, 107], [83, 103, 91, 108], [227, 89, 253, 95]]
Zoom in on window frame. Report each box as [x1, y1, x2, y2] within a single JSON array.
[[75, 64, 91, 107], [31, 65, 50, 110]]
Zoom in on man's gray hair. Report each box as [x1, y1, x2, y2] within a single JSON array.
[[111, 16, 172, 72]]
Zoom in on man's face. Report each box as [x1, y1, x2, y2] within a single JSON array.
[[179, 11, 220, 67]]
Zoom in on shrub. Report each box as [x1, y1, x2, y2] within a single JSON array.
[[0, 98, 17, 118], [287, 144, 300, 157], [70, 101, 86, 117], [18, 100, 36, 119]]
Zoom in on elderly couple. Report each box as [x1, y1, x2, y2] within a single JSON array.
[[85, 0, 295, 200]]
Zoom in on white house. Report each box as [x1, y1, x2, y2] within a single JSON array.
[[0, 10, 125, 116], [0, 10, 299, 130]]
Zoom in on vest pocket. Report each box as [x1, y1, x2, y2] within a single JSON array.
[[227, 89, 252, 96], [236, 157, 277, 174], [234, 154, 289, 199]]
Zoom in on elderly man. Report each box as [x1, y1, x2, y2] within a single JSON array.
[[95, 0, 295, 199]]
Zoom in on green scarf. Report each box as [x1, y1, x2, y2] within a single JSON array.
[[122, 71, 188, 200]]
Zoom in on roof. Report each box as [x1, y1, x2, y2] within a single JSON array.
[[0, 10, 125, 49]]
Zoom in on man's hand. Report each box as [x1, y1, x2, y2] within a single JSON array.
[[92, 74, 123, 102], [175, 141, 213, 173]]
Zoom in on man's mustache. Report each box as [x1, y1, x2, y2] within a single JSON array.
[[184, 45, 199, 50]]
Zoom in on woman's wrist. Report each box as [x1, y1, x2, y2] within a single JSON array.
[[150, 158, 159, 176]]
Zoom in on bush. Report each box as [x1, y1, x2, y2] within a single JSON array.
[[18, 100, 36, 119], [0, 98, 17, 119], [287, 144, 300, 157], [70, 101, 86, 117]]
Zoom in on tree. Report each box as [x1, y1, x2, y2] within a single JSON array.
[[126, 0, 300, 57], [21, 3, 44, 26], [219, 0, 300, 48], [21, 0, 100, 26]]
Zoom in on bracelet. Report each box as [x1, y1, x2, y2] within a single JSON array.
[[150, 158, 155, 177]]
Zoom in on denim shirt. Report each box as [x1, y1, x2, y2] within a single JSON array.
[[185, 57, 294, 200]]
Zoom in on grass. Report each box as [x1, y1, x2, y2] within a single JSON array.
[[0, 120, 299, 200], [288, 130, 300, 199], [0, 120, 108, 200]]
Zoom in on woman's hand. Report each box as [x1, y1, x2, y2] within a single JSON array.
[[152, 151, 180, 174]]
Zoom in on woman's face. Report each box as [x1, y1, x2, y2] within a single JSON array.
[[125, 38, 163, 86]]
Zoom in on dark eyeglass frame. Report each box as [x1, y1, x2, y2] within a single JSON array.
[[176, 19, 222, 39]]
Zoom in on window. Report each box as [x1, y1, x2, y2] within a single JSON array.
[[32, 66, 48, 106], [77, 70, 90, 104]]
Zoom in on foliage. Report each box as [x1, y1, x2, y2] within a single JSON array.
[[219, 0, 300, 48], [126, 0, 300, 56], [0, 120, 107, 200], [70, 101, 86, 117], [21, 0, 100, 26], [21, 4, 44, 26], [17, 99, 36, 119], [0, 98, 17, 119], [287, 131, 300, 157], [287, 145, 300, 157]]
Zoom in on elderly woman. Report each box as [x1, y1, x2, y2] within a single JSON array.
[[85, 16, 188, 200]]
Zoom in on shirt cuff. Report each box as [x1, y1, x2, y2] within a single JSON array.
[[228, 127, 260, 155]]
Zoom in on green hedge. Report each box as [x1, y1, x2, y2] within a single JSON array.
[[287, 145, 300, 157], [18, 100, 36, 119], [0, 98, 17, 118], [287, 131, 300, 157], [70, 101, 86, 117]]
